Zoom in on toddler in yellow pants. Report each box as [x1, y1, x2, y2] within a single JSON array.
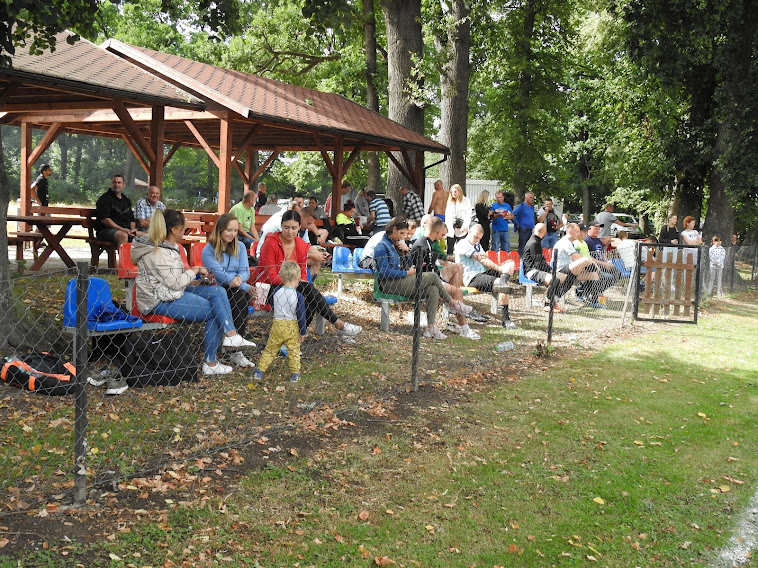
[[253, 261, 307, 382]]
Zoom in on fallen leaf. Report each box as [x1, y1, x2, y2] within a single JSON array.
[[593, 497, 605, 505], [0, 538, 8, 548], [508, 544, 518, 553], [358, 510, 370, 521], [374, 556, 395, 566]]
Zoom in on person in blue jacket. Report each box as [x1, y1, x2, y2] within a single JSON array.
[[202, 213, 255, 367], [375, 217, 472, 340], [512, 191, 536, 256]]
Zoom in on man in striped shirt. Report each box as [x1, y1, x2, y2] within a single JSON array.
[[367, 190, 391, 234]]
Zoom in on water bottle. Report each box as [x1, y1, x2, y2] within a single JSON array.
[[496, 341, 515, 352], [347, 251, 354, 268]]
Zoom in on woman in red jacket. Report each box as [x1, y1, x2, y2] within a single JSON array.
[[257, 210, 361, 338]]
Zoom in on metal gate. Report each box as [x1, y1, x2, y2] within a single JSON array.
[[633, 243, 701, 324]]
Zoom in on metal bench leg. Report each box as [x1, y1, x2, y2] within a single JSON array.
[[124, 278, 134, 314], [380, 300, 390, 332], [525, 284, 533, 308], [315, 314, 326, 336], [337, 274, 343, 296], [490, 295, 498, 314]]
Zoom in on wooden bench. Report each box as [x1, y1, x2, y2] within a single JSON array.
[[7, 232, 43, 261], [30, 206, 120, 268]]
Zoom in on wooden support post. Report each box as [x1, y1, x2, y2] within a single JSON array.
[[244, 148, 253, 194], [20, 122, 32, 217], [149, 106, 165, 187], [218, 113, 232, 213]]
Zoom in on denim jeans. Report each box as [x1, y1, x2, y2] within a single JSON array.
[[238, 235, 254, 252], [541, 231, 559, 249], [491, 230, 510, 252], [151, 285, 236, 363], [517, 228, 532, 256]]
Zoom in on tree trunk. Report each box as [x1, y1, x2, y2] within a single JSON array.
[[382, 0, 424, 207], [512, 0, 536, 203], [58, 133, 68, 181], [363, 0, 381, 193], [436, 0, 470, 194], [73, 136, 83, 186], [124, 147, 138, 193], [0, 127, 11, 313]]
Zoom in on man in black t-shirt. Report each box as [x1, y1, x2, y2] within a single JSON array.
[[95, 175, 141, 245], [523, 224, 577, 312], [31, 164, 52, 207]]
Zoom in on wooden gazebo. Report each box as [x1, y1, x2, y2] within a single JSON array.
[[1, 32, 448, 215], [0, 31, 204, 216]]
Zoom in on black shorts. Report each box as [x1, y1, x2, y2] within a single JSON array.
[[469, 269, 501, 292]]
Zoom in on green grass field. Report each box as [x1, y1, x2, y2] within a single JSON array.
[[1, 292, 756, 567]]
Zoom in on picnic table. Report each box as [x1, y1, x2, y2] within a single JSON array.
[[7, 214, 91, 271]]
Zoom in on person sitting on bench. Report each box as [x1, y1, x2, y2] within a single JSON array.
[[375, 217, 472, 340], [132, 209, 256, 376]]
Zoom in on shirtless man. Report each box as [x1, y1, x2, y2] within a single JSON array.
[[427, 179, 448, 221]]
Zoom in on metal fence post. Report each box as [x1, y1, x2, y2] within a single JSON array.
[[546, 260, 558, 345], [410, 249, 423, 392], [73, 262, 89, 504]]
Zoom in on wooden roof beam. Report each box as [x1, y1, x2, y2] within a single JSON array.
[[113, 100, 155, 163], [185, 119, 220, 168], [121, 133, 149, 174], [27, 122, 64, 166]]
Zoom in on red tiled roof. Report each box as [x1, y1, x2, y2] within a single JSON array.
[[104, 40, 447, 154], [1, 31, 203, 109]]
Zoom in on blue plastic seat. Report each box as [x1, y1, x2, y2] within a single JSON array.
[[331, 245, 355, 274], [351, 247, 373, 274], [64, 277, 143, 332], [610, 258, 633, 278], [518, 262, 538, 285]]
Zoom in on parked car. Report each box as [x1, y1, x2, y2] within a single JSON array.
[[610, 213, 644, 239], [559, 213, 583, 236]]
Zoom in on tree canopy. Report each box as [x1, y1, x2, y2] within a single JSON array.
[[2, 0, 757, 239]]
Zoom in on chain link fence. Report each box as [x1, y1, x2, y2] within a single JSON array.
[[1, 241, 756, 511]]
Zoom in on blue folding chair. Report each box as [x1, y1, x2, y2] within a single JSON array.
[[64, 277, 143, 333]]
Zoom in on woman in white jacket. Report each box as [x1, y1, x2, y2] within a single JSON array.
[[131, 209, 255, 375], [444, 183, 473, 254]]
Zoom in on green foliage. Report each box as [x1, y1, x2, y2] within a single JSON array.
[[0, 0, 101, 67], [468, 0, 576, 197]]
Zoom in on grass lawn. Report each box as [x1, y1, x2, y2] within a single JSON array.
[[1, 292, 756, 567]]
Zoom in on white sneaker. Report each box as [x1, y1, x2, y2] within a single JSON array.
[[222, 335, 257, 349], [459, 325, 480, 340], [448, 300, 473, 315], [202, 361, 233, 375], [229, 351, 254, 368], [338, 322, 362, 337], [423, 325, 447, 340]]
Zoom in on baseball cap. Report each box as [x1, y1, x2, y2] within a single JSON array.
[[577, 224, 588, 231], [588, 220, 604, 227]]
